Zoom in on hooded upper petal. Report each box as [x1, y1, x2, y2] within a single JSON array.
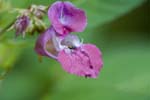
[[48, 1, 87, 35], [57, 44, 103, 78], [34, 26, 59, 59]]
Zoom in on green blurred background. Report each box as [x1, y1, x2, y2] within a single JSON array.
[[0, 0, 149, 100]]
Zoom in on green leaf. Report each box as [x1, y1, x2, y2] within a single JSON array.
[[7, 0, 146, 29], [0, 46, 64, 100], [78, 0, 146, 28], [49, 46, 150, 100]]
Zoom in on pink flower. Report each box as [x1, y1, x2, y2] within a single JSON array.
[[48, 1, 87, 35], [35, 32, 103, 78], [34, 1, 103, 78]]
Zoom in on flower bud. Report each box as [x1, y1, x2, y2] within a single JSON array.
[[30, 5, 47, 19], [34, 17, 47, 33], [14, 15, 29, 37]]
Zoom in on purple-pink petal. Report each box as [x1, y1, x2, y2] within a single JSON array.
[[48, 1, 87, 35], [57, 44, 103, 78], [34, 27, 58, 59]]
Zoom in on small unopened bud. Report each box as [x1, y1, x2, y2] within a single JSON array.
[[14, 15, 30, 38], [34, 17, 47, 33], [25, 20, 35, 35], [30, 5, 47, 19]]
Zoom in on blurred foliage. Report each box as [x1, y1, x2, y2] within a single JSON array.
[[0, 0, 149, 100], [0, 0, 10, 13], [0, 42, 21, 69], [0, 0, 12, 30]]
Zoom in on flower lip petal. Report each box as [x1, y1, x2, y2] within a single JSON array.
[[57, 44, 103, 78], [48, 1, 87, 35]]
